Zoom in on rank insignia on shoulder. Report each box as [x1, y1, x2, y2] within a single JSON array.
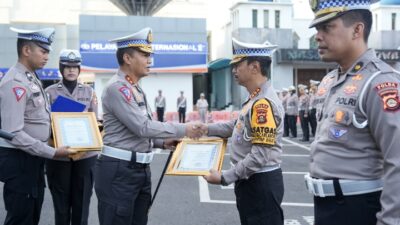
[[119, 86, 132, 102], [13, 87, 26, 102], [250, 98, 277, 146], [317, 87, 327, 96], [351, 62, 363, 73]]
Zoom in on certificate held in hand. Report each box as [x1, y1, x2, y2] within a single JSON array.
[[51, 96, 86, 112]]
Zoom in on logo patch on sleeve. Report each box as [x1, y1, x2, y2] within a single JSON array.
[[119, 86, 132, 102], [250, 98, 277, 145], [379, 90, 400, 111], [13, 87, 26, 102]]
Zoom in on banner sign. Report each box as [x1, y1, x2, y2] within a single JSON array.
[[80, 41, 208, 73]]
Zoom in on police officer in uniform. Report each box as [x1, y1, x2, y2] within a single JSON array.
[[298, 84, 310, 142], [308, 80, 320, 137], [45, 49, 98, 225], [177, 91, 187, 123], [0, 27, 75, 225], [203, 38, 284, 225], [286, 85, 298, 138], [94, 27, 203, 225], [155, 89, 166, 122], [281, 88, 289, 137], [305, 1, 400, 224]]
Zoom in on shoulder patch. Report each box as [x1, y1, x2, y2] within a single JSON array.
[[13, 87, 26, 102], [250, 98, 277, 145], [119, 86, 132, 102], [375, 82, 400, 112]]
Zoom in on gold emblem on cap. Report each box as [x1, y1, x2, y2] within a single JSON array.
[[147, 31, 153, 43], [310, 0, 319, 12]]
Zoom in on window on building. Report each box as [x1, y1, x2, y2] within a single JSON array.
[[263, 10, 269, 28], [275, 10, 280, 28], [392, 13, 396, 30], [252, 9, 258, 28]]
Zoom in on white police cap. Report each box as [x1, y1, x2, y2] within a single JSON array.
[[309, 0, 372, 28], [288, 85, 296, 91], [310, 79, 321, 85], [109, 27, 153, 53], [231, 38, 277, 64], [10, 27, 55, 51], [298, 84, 308, 89], [282, 88, 289, 92], [59, 49, 82, 66]]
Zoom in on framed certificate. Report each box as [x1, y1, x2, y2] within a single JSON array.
[[166, 137, 226, 176], [51, 112, 103, 151]]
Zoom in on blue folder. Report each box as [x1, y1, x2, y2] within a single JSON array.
[[51, 95, 86, 112]]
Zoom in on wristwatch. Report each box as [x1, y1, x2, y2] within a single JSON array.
[[220, 174, 228, 186]]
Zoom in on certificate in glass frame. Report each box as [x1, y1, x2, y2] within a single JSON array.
[[166, 137, 226, 176], [51, 112, 103, 151]]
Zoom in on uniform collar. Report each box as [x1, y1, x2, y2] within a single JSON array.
[[345, 49, 376, 76]]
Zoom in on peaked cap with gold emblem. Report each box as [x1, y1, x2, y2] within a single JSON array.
[[10, 27, 55, 51], [230, 38, 277, 65], [109, 27, 153, 53], [309, 0, 372, 28], [59, 49, 82, 66]]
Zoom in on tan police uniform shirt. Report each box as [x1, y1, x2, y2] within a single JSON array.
[[208, 80, 284, 184], [45, 81, 99, 161], [0, 62, 55, 159], [310, 49, 400, 225], [102, 70, 186, 152], [286, 93, 298, 116], [309, 92, 317, 110], [281, 94, 289, 114]]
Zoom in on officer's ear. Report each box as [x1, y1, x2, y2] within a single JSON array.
[[352, 22, 364, 40], [21, 43, 33, 57], [248, 61, 260, 74]]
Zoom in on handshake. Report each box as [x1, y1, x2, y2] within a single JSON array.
[[185, 122, 208, 139]]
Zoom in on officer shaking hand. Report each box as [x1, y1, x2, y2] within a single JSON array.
[[0, 27, 75, 225], [203, 38, 285, 225], [94, 27, 202, 225]]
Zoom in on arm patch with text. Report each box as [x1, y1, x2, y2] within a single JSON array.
[[250, 98, 277, 145]]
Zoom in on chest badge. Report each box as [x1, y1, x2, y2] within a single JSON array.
[[317, 87, 327, 96], [330, 127, 348, 138], [343, 84, 357, 95], [351, 62, 364, 73], [352, 74, 363, 81]]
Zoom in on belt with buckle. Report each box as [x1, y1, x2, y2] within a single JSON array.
[[101, 145, 154, 164], [256, 164, 281, 173], [304, 173, 383, 197]]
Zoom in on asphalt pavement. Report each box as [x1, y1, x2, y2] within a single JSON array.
[[0, 136, 314, 225]]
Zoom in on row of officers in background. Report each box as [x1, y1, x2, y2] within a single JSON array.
[[280, 80, 320, 142]]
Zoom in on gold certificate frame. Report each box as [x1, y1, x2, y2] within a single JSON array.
[[51, 112, 103, 151], [166, 137, 226, 176]]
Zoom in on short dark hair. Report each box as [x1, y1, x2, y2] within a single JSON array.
[[116, 47, 138, 66], [246, 56, 272, 78], [17, 39, 35, 58], [341, 9, 372, 43]]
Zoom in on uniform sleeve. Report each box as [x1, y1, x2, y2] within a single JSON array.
[[1, 80, 55, 159], [207, 120, 235, 138], [89, 90, 99, 118], [365, 73, 400, 225], [104, 85, 186, 138], [223, 98, 281, 184]]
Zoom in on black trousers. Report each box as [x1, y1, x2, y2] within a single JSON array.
[[0, 148, 45, 225], [314, 191, 381, 225], [287, 115, 297, 138], [283, 114, 289, 136], [46, 156, 96, 225], [309, 108, 317, 136], [299, 110, 309, 141], [178, 107, 186, 123], [235, 169, 284, 225], [94, 155, 151, 225], [156, 107, 164, 122]]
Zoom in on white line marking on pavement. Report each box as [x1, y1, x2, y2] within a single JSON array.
[[198, 177, 314, 207], [282, 138, 311, 151], [283, 172, 308, 175]]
